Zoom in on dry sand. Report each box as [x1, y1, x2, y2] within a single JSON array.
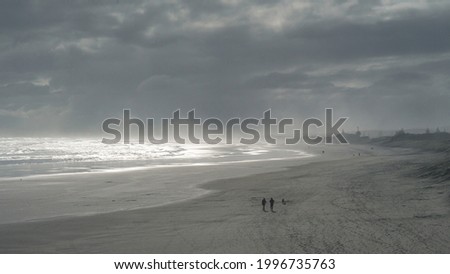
[[0, 145, 449, 253]]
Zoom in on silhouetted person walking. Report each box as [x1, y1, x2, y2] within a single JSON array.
[[262, 198, 267, 211], [269, 198, 275, 212]]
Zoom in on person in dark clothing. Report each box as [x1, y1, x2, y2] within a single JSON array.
[[262, 198, 267, 211], [269, 198, 275, 211]]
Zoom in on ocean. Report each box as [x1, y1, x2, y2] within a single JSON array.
[[0, 137, 311, 179]]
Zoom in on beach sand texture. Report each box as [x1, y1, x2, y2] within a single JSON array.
[[0, 145, 449, 253]]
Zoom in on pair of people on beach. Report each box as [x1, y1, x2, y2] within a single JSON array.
[[261, 198, 275, 212]]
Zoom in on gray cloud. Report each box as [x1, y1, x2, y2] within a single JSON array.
[[1, 0, 450, 135]]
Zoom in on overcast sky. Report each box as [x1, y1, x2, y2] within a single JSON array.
[[1, 0, 450, 136]]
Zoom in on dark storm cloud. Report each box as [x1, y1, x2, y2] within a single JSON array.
[[1, 0, 450, 135], [288, 11, 450, 59]]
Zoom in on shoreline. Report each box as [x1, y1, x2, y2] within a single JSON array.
[[0, 147, 323, 225], [0, 152, 314, 182], [0, 143, 374, 225]]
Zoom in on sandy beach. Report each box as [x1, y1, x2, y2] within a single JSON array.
[[0, 145, 449, 253]]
